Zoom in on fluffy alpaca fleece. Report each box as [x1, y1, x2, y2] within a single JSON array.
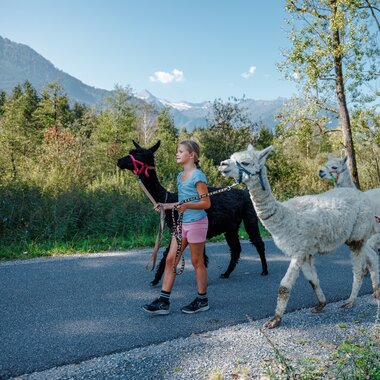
[[319, 156, 380, 237], [117, 141, 268, 286], [219, 144, 380, 329]]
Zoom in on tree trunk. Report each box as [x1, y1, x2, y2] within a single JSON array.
[[331, 2, 360, 189], [375, 157, 380, 186], [10, 150, 17, 180]]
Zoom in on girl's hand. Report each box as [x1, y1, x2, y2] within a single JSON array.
[[175, 203, 187, 213], [154, 202, 179, 212], [154, 203, 164, 212]]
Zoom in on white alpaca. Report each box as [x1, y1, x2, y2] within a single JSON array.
[[219, 145, 380, 329], [318, 156, 380, 236]]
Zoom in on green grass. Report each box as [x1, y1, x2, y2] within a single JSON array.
[[0, 223, 270, 261], [0, 234, 159, 261], [0, 182, 272, 261]]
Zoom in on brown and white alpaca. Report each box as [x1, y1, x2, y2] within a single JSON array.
[[219, 144, 380, 328]]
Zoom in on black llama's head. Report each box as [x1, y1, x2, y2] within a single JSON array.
[[117, 140, 161, 174]]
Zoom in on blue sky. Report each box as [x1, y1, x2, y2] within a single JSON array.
[[0, 0, 296, 102]]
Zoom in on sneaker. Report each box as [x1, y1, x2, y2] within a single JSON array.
[[181, 297, 209, 314], [142, 298, 170, 315]]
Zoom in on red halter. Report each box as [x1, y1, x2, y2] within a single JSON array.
[[129, 154, 155, 177]]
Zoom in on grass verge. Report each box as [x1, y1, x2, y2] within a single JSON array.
[[0, 223, 271, 261]]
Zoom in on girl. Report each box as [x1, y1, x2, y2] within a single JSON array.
[[142, 140, 211, 315]]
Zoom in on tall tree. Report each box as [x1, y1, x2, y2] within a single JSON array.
[[351, 106, 380, 187], [94, 85, 137, 144], [153, 107, 179, 189], [136, 102, 158, 145], [0, 90, 7, 116], [0, 82, 41, 181], [200, 97, 258, 166], [281, 0, 380, 188], [92, 85, 137, 173], [33, 82, 72, 131]]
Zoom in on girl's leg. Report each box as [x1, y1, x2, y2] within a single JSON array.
[[161, 235, 188, 293], [189, 241, 207, 294], [142, 235, 187, 315], [181, 240, 209, 314]]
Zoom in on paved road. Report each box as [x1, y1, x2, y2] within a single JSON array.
[[0, 240, 374, 379]]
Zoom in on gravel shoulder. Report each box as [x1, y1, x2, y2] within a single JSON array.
[[14, 294, 380, 380]]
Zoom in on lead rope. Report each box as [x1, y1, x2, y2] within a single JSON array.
[[171, 183, 239, 275], [137, 179, 166, 271], [137, 169, 244, 274]]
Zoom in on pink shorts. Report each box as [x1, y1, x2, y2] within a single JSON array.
[[181, 216, 208, 243]]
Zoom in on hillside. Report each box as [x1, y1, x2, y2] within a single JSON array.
[[0, 35, 286, 130], [0, 36, 111, 105]]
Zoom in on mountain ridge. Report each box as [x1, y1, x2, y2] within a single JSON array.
[[0, 36, 111, 105], [0, 35, 286, 130]]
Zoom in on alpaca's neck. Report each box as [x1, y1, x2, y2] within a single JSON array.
[[337, 169, 356, 188], [139, 171, 175, 203], [245, 166, 281, 221]]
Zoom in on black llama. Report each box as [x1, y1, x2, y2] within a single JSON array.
[[117, 140, 268, 286]]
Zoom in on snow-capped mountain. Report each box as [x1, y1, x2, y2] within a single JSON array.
[[138, 90, 201, 111], [137, 89, 211, 111], [137, 89, 215, 130], [136, 89, 286, 131]]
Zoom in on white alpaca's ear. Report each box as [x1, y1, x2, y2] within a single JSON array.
[[247, 144, 254, 152], [258, 145, 273, 164]]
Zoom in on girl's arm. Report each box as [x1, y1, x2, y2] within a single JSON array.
[[154, 202, 178, 212], [176, 182, 210, 213]]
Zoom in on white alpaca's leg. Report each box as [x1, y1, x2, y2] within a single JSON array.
[[363, 241, 380, 298], [341, 248, 365, 308], [264, 257, 301, 329], [366, 232, 380, 253], [301, 256, 327, 313]]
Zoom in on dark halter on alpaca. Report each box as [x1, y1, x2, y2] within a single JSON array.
[[235, 162, 275, 220], [236, 162, 266, 190]]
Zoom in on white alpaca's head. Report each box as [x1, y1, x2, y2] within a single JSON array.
[[318, 156, 348, 182], [218, 144, 273, 184]]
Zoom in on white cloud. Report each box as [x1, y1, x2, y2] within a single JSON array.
[[241, 66, 256, 79], [149, 69, 184, 84]]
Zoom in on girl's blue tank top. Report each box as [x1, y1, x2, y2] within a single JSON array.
[[177, 169, 208, 223]]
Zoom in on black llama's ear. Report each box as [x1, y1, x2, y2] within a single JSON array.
[[132, 140, 142, 149], [149, 141, 161, 153]]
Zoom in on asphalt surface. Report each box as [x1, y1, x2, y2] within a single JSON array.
[[0, 240, 375, 379]]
